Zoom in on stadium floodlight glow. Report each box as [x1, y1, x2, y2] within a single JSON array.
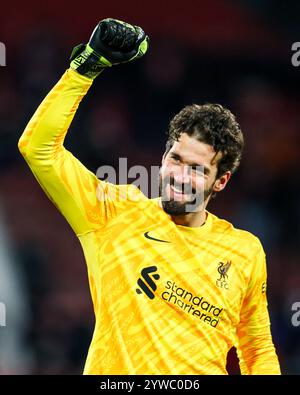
[[0, 42, 6, 66], [0, 302, 6, 327]]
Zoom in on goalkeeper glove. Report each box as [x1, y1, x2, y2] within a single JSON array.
[[70, 18, 149, 79]]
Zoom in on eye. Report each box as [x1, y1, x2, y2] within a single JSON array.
[[191, 165, 202, 172], [191, 166, 205, 176], [170, 154, 180, 163]]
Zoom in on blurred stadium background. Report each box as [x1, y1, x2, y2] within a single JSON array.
[[0, 0, 299, 374]]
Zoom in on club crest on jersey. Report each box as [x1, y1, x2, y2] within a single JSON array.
[[216, 261, 231, 290]]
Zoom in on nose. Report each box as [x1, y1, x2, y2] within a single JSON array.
[[173, 164, 191, 184]]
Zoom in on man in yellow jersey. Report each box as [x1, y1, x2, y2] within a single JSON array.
[[18, 18, 281, 374]]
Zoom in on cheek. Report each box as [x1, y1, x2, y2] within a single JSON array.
[[160, 162, 175, 178], [192, 174, 206, 190], [160, 164, 168, 179]]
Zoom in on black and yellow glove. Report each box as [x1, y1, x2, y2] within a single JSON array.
[[70, 18, 149, 79]]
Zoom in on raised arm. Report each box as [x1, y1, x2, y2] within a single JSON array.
[[18, 19, 149, 236], [18, 70, 101, 235]]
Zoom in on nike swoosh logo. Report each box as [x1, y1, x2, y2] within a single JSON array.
[[144, 231, 170, 243]]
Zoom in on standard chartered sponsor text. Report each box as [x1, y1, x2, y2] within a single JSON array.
[[162, 281, 223, 328]]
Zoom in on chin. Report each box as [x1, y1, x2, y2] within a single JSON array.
[[161, 198, 198, 216]]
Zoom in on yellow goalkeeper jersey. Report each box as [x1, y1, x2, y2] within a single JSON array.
[[18, 69, 281, 375]]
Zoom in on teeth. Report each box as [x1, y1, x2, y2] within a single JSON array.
[[171, 185, 183, 194]]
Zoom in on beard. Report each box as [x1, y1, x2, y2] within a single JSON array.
[[159, 173, 214, 216]]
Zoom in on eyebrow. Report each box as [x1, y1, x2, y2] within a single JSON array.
[[170, 152, 211, 175]]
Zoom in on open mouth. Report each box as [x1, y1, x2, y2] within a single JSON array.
[[169, 184, 190, 200], [170, 184, 184, 194]]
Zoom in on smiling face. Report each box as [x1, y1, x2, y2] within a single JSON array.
[[159, 133, 231, 217]]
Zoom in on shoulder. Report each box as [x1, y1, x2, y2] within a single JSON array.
[[209, 211, 264, 255]]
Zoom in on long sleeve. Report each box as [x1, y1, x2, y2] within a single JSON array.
[[18, 68, 121, 235], [235, 243, 281, 375]]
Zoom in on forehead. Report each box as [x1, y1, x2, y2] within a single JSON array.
[[169, 133, 220, 168]]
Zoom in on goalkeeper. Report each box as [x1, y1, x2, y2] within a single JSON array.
[[18, 19, 281, 375]]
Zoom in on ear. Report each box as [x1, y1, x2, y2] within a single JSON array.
[[213, 171, 231, 192]]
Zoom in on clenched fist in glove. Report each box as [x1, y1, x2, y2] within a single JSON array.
[[70, 18, 149, 79]]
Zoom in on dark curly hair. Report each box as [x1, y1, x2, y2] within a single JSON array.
[[165, 104, 244, 179]]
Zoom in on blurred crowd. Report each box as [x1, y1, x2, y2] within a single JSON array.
[[0, 2, 300, 375]]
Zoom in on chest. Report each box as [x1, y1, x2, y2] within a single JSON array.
[[93, 220, 250, 325]]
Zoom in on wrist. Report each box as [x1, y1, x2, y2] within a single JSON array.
[[66, 67, 96, 83], [69, 43, 111, 80]]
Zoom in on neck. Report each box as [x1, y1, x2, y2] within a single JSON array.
[[171, 209, 208, 227], [158, 198, 208, 227]]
